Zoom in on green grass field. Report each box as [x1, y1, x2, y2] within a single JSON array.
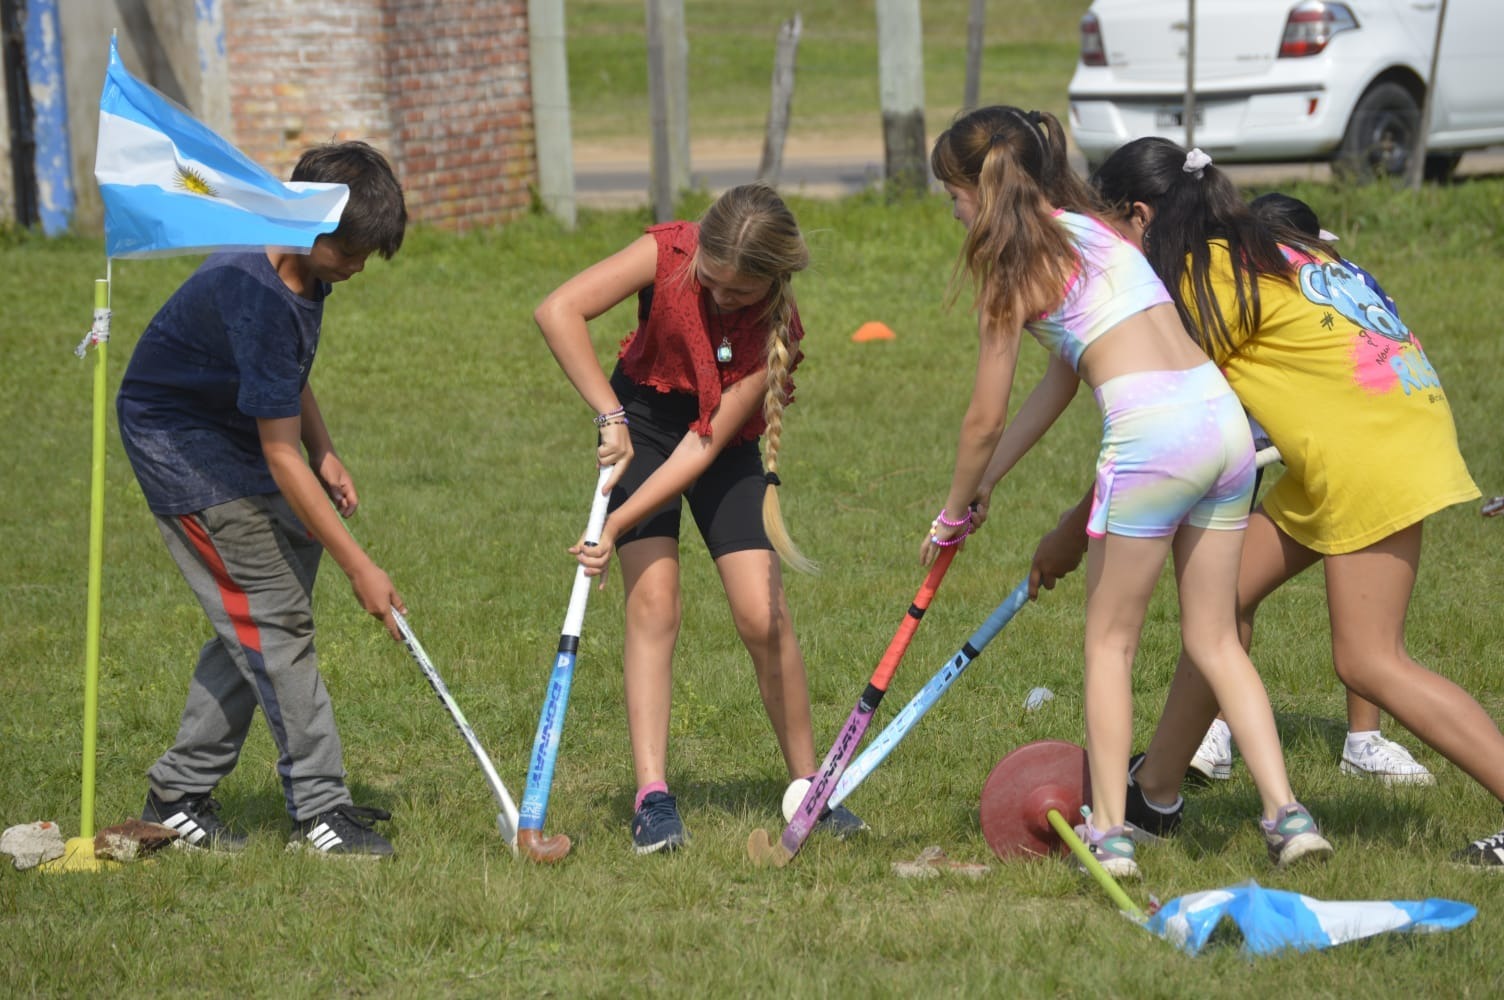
[[567, 0, 1089, 146], [2, 177, 1502, 996], [5, 2, 1504, 993]]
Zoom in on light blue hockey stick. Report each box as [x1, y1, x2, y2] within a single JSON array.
[[827, 577, 1031, 808]]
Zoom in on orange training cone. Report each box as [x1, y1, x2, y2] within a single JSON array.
[[851, 321, 896, 343]]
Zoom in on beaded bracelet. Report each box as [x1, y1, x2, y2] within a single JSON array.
[[928, 525, 970, 548], [598, 416, 630, 428], [935, 507, 972, 528], [593, 406, 626, 427]]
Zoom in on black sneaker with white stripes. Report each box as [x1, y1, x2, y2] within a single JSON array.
[[289, 804, 394, 859], [143, 790, 249, 852], [1452, 827, 1504, 871]]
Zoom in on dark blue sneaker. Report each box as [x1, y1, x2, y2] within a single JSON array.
[[1125, 753, 1183, 841], [143, 790, 249, 852], [631, 791, 687, 855], [816, 804, 868, 839], [288, 804, 394, 859]]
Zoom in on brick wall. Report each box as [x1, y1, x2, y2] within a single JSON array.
[[226, 0, 533, 230]]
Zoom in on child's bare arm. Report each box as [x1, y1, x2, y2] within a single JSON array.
[[570, 372, 765, 577], [927, 322, 1021, 559], [534, 235, 658, 491], [976, 353, 1080, 515], [298, 384, 357, 516], [260, 414, 403, 638]]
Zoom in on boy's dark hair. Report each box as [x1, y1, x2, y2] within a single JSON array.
[[1248, 191, 1339, 258], [1249, 192, 1320, 238], [292, 141, 406, 259]]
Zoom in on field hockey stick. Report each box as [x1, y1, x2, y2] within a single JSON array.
[[825, 577, 1032, 808], [821, 450, 1280, 810], [747, 546, 958, 867], [392, 609, 521, 850], [516, 464, 614, 863]]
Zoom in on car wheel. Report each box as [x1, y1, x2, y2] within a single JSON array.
[[1335, 81, 1420, 182]]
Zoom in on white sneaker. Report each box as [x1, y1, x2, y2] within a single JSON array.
[[1187, 719, 1233, 782], [1340, 733, 1436, 786]]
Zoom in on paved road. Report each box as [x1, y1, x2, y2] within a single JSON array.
[[574, 145, 1504, 209]]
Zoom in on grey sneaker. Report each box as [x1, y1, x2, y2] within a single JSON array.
[[1340, 733, 1436, 786], [1261, 802, 1334, 867], [289, 804, 394, 859], [816, 804, 869, 839], [143, 790, 249, 852], [1075, 808, 1140, 881], [631, 791, 687, 855]]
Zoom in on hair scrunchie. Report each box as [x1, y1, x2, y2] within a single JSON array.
[[764, 471, 781, 487], [1026, 110, 1043, 126], [1182, 148, 1213, 179]]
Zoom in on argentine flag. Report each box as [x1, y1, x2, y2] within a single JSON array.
[[1146, 880, 1475, 957], [94, 38, 348, 259]]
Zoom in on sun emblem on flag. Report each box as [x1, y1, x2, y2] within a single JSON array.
[[173, 165, 217, 198]]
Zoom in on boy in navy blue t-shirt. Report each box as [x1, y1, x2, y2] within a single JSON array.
[[117, 141, 408, 858]]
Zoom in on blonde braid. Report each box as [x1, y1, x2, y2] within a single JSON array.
[[697, 184, 815, 573], [760, 285, 816, 574]]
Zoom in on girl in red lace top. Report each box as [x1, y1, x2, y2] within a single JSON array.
[[534, 184, 864, 854]]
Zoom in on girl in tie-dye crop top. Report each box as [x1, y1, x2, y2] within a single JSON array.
[[1025, 210, 1172, 372], [920, 106, 1329, 880]]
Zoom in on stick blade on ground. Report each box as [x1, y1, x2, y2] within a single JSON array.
[[517, 828, 572, 863], [746, 828, 793, 868]]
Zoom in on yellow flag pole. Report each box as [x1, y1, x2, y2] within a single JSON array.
[[43, 274, 118, 873]]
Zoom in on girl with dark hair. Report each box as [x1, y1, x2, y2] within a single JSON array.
[[535, 184, 864, 854], [923, 108, 1329, 881], [1083, 137, 1503, 870]]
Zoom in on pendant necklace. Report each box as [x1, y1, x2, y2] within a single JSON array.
[[711, 303, 733, 364]]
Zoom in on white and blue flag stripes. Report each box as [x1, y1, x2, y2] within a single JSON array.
[[1146, 880, 1475, 957], [94, 38, 348, 259]]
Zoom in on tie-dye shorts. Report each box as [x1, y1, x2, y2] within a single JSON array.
[[1086, 362, 1255, 539]]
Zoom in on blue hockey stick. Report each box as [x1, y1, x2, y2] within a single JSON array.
[[517, 465, 613, 862], [826, 577, 1031, 808]]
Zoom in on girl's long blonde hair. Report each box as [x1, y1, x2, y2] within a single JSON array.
[[929, 107, 1101, 335], [695, 184, 816, 574]]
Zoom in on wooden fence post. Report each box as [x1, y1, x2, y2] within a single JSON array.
[[877, 0, 927, 199], [758, 13, 802, 186]]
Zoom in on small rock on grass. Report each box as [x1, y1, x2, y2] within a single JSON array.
[[1, 821, 66, 870], [94, 819, 181, 862], [891, 845, 991, 879]]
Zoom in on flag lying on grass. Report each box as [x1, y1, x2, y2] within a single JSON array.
[[1146, 880, 1476, 956], [94, 37, 347, 259]]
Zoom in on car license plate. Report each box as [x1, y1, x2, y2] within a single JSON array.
[[1155, 105, 1205, 128]]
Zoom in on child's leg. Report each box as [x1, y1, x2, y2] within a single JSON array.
[[1081, 532, 1174, 831], [150, 496, 348, 821], [1134, 509, 1316, 805], [1346, 690, 1382, 734], [617, 536, 683, 791], [150, 635, 259, 800], [1325, 523, 1504, 802], [715, 548, 817, 778], [1171, 524, 1295, 818]]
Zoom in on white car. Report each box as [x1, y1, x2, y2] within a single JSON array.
[[1067, 0, 1504, 180]]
